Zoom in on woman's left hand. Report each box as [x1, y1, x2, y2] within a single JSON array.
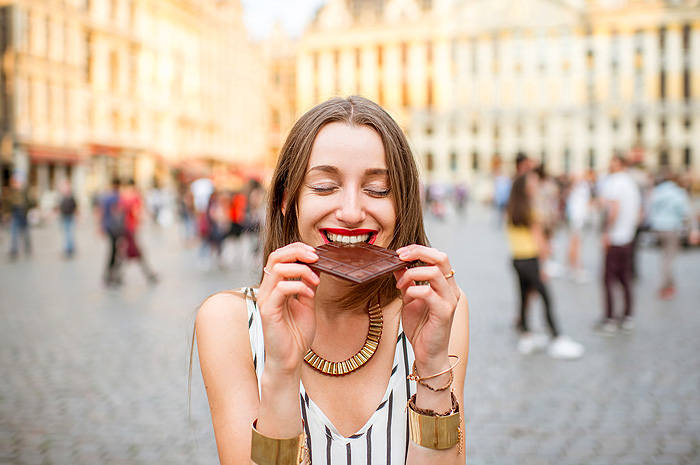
[[393, 245, 460, 367]]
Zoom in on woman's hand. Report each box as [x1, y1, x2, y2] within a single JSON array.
[[256, 242, 320, 377], [394, 245, 460, 369]]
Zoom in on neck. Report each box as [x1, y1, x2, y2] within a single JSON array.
[[314, 275, 372, 320]]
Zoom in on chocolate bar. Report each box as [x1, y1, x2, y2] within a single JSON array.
[[307, 242, 411, 284]]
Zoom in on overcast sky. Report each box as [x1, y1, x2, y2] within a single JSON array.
[[240, 0, 328, 40]]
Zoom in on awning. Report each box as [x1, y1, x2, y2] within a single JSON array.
[[27, 145, 83, 165]]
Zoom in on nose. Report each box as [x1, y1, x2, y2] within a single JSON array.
[[335, 189, 366, 225]]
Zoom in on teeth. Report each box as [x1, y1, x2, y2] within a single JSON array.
[[326, 232, 370, 243]]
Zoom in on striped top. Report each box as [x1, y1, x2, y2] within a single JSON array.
[[243, 288, 417, 464]]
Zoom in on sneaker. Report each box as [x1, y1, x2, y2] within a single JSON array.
[[619, 317, 635, 333], [544, 260, 565, 278], [593, 318, 618, 336], [518, 332, 549, 355], [548, 336, 585, 360]]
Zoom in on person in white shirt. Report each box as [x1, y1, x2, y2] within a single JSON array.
[[597, 155, 641, 334]]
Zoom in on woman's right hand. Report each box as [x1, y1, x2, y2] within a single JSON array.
[[256, 242, 320, 377]]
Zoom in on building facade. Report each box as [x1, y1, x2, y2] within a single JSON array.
[[294, 0, 700, 184], [0, 0, 267, 206]]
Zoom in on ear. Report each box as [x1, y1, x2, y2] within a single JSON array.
[[281, 191, 288, 216]]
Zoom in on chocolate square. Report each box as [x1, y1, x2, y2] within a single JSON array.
[[307, 242, 412, 284]]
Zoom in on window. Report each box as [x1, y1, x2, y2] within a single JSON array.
[[588, 149, 595, 169], [425, 153, 434, 172], [450, 152, 458, 172], [471, 151, 479, 171], [684, 147, 691, 167]]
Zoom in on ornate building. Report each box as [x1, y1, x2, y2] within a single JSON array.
[[294, 0, 700, 184], [0, 0, 266, 203]]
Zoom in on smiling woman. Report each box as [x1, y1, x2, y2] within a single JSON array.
[[194, 96, 469, 465]]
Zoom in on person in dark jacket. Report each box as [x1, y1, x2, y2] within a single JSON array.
[[58, 181, 78, 258], [7, 174, 32, 260]]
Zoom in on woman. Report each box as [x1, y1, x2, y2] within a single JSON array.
[[506, 172, 584, 360], [195, 96, 469, 464]]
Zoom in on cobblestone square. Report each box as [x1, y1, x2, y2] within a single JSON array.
[[1, 206, 699, 464]]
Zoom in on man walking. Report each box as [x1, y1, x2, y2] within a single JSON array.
[[58, 181, 78, 258], [648, 172, 698, 299], [7, 174, 32, 260], [597, 155, 642, 334]]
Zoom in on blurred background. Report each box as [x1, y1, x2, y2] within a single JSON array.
[[1, 1, 700, 464], [0, 0, 699, 205]]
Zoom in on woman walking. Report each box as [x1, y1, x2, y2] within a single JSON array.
[[506, 172, 584, 360]]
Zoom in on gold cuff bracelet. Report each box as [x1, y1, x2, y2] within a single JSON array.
[[251, 420, 305, 465], [408, 392, 462, 451]]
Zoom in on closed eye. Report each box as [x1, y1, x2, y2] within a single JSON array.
[[364, 188, 390, 197]]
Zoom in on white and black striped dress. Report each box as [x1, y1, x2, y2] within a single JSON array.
[[243, 288, 417, 464]]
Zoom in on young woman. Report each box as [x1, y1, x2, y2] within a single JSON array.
[[506, 172, 584, 360], [194, 96, 469, 464]]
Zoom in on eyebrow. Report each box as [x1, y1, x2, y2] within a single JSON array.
[[307, 165, 389, 176]]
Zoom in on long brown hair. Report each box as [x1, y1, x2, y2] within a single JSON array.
[[506, 173, 532, 227], [263, 96, 428, 308]]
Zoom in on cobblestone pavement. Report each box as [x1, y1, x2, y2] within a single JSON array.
[[1, 205, 699, 465]]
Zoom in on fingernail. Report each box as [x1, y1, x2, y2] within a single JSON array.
[[307, 251, 318, 260]]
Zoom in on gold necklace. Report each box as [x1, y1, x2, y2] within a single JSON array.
[[304, 300, 382, 376]]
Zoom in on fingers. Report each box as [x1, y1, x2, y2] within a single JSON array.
[[397, 245, 452, 277], [259, 242, 320, 309]]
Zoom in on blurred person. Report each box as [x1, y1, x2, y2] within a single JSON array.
[[596, 155, 642, 335], [506, 172, 585, 360], [565, 172, 593, 283], [99, 179, 125, 286], [194, 96, 469, 463], [177, 185, 196, 246], [648, 171, 699, 299], [493, 167, 512, 227], [199, 191, 228, 269], [227, 188, 248, 240], [57, 181, 78, 258], [453, 181, 469, 217], [146, 181, 165, 226], [534, 165, 565, 278], [118, 179, 158, 284], [627, 158, 653, 279], [6, 174, 32, 260], [515, 152, 533, 176]]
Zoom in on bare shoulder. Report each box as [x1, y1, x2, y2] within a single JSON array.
[[195, 290, 251, 342]]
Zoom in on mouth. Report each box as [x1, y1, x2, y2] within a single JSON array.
[[321, 228, 378, 245]]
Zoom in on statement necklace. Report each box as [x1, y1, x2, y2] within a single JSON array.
[[304, 300, 383, 376]]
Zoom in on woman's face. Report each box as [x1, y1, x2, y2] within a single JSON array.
[[293, 122, 396, 248]]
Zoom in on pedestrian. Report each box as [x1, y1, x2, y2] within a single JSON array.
[[118, 179, 158, 284], [596, 155, 642, 334], [565, 172, 592, 282], [99, 178, 124, 285], [534, 164, 565, 278], [194, 96, 469, 464], [648, 171, 698, 299], [6, 174, 33, 260], [493, 167, 512, 227], [506, 172, 585, 359], [58, 180, 78, 258]]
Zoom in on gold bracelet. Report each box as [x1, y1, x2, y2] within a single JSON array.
[[407, 392, 462, 451], [406, 355, 459, 382], [251, 420, 306, 465]]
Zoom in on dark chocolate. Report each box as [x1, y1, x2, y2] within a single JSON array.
[[307, 242, 411, 284]]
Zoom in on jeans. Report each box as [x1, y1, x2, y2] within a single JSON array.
[[61, 215, 75, 254], [9, 208, 31, 255]]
